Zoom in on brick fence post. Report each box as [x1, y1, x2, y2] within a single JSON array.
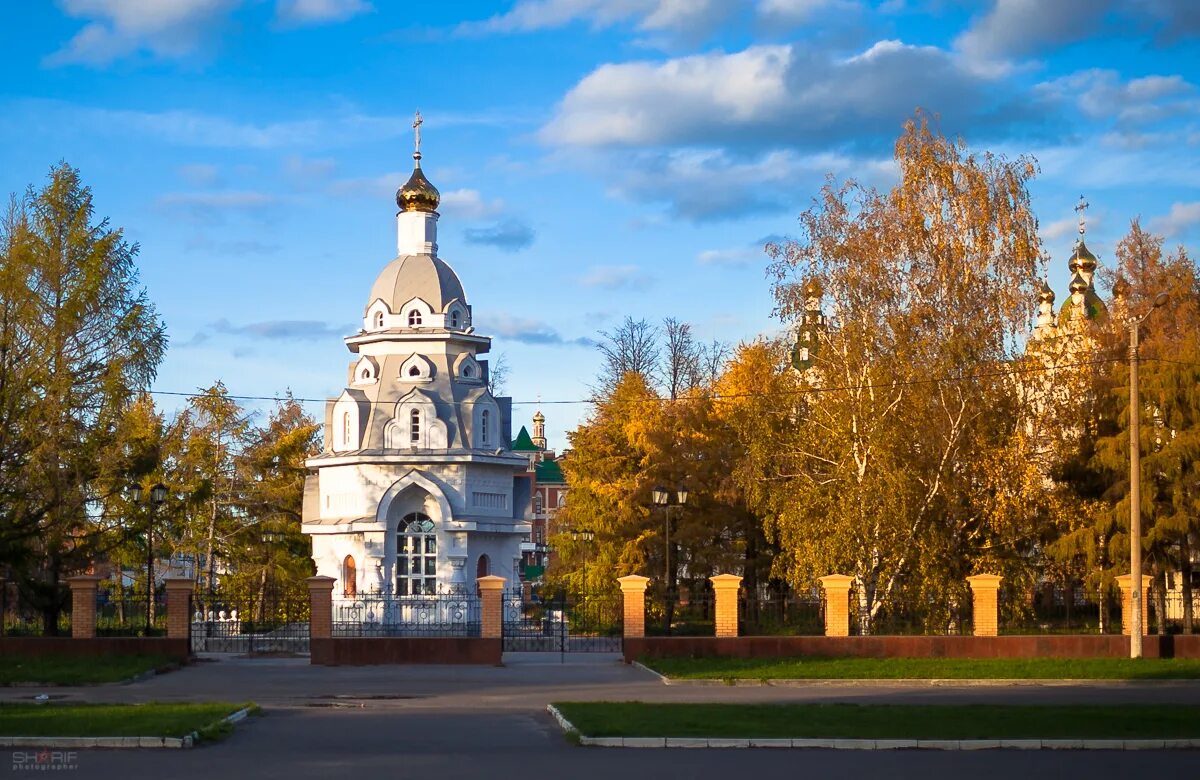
[[477, 575, 506, 639], [67, 575, 102, 639], [306, 576, 336, 640], [710, 574, 743, 638], [1115, 574, 1152, 636], [164, 578, 195, 641], [818, 574, 854, 637], [617, 575, 650, 638], [965, 574, 1003, 637]]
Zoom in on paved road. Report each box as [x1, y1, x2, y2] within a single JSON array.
[[8, 653, 1200, 779]]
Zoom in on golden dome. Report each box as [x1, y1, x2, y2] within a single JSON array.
[[1037, 280, 1055, 303], [803, 278, 823, 299], [396, 163, 440, 213], [1068, 239, 1097, 274], [533, 410, 545, 422], [1069, 272, 1088, 294]]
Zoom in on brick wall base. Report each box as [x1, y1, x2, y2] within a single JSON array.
[[310, 637, 502, 666], [0, 637, 190, 661], [624, 634, 1200, 663]]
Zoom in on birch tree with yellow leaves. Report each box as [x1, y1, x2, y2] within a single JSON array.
[[764, 113, 1048, 632]]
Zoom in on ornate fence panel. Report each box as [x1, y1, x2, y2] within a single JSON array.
[[333, 594, 481, 637], [191, 586, 310, 655], [740, 593, 824, 636], [96, 591, 166, 637], [502, 588, 622, 653]]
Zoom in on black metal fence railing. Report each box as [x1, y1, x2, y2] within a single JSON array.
[[501, 588, 622, 652], [740, 595, 824, 636], [999, 587, 1118, 635], [192, 589, 311, 654], [645, 588, 716, 636], [850, 593, 973, 636], [333, 594, 481, 637], [96, 593, 166, 637], [1155, 589, 1198, 634]]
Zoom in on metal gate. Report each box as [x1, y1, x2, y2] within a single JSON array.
[[502, 589, 622, 653], [191, 586, 310, 655]]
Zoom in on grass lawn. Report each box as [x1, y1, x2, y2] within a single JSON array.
[[0, 655, 177, 686], [553, 702, 1200, 740], [0, 702, 255, 740], [643, 656, 1200, 681]]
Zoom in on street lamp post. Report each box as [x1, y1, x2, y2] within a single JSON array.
[[568, 529, 594, 594], [131, 483, 168, 636], [652, 485, 688, 634], [1128, 291, 1168, 659]]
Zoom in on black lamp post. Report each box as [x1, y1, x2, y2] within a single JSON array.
[[568, 528, 594, 594], [131, 483, 168, 635], [652, 485, 688, 634]]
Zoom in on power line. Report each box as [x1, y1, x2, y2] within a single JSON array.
[[137, 353, 1196, 411]]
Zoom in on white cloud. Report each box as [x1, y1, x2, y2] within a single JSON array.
[[578, 264, 652, 289], [177, 163, 221, 186], [476, 313, 594, 347], [456, 0, 736, 37], [48, 0, 241, 65], [697, 247, 761, 267], [1150, 201, 1200, 238], [757, 0, 858, 24], [540, 40, 1006, 150], [463, 220, 537, 252], [1040, 217, 1079, 242], [607, 147, 893, 220], [157, 190, 277, 209], [439, 189, 506, 221], [156, 190, 278, 224], [954, 0, 1107, 71], [275, 0, 371, 26], [282, 155, 337, 184], [1035, 69, 1197, 125]]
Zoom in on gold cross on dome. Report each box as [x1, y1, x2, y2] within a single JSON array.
[[1075, 195, 1089, 236], [413, 110, 423, 155]]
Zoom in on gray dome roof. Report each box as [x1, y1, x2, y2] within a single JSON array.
[[368, 254, 466, 314]]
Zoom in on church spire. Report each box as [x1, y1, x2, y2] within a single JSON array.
[[396, 110, 440, 214], [395, 110, 441, 256], [1068, 194, 1097, 287]]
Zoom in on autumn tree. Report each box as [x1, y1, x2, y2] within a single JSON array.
[[1070, 221, 1200, 633], [226, 394, 321, 604], [0, 164, 166, 632], [172, 382, 254, 597], [765, 114, 1045, 632]]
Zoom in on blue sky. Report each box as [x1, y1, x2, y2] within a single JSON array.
[[2, 0, 1198, 450]]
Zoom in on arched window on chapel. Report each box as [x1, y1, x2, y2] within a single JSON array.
[[408, 310, 422, 327], [343, 555, 357, 597], [396, 513, 436, 595], [410, 409, 421, 444]]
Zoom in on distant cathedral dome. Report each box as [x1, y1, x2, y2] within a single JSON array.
[[1068, 239, 1098, 276], [1037, 280, 1055, 303]]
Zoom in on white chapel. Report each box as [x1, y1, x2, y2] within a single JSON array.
[[301, 114, 532, 599]]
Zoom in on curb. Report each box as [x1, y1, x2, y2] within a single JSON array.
[[630, 661, 669, 683], [653, 677, 1200, 688], [545, 706, 1200, 751], [0, 705, 256, 750]]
